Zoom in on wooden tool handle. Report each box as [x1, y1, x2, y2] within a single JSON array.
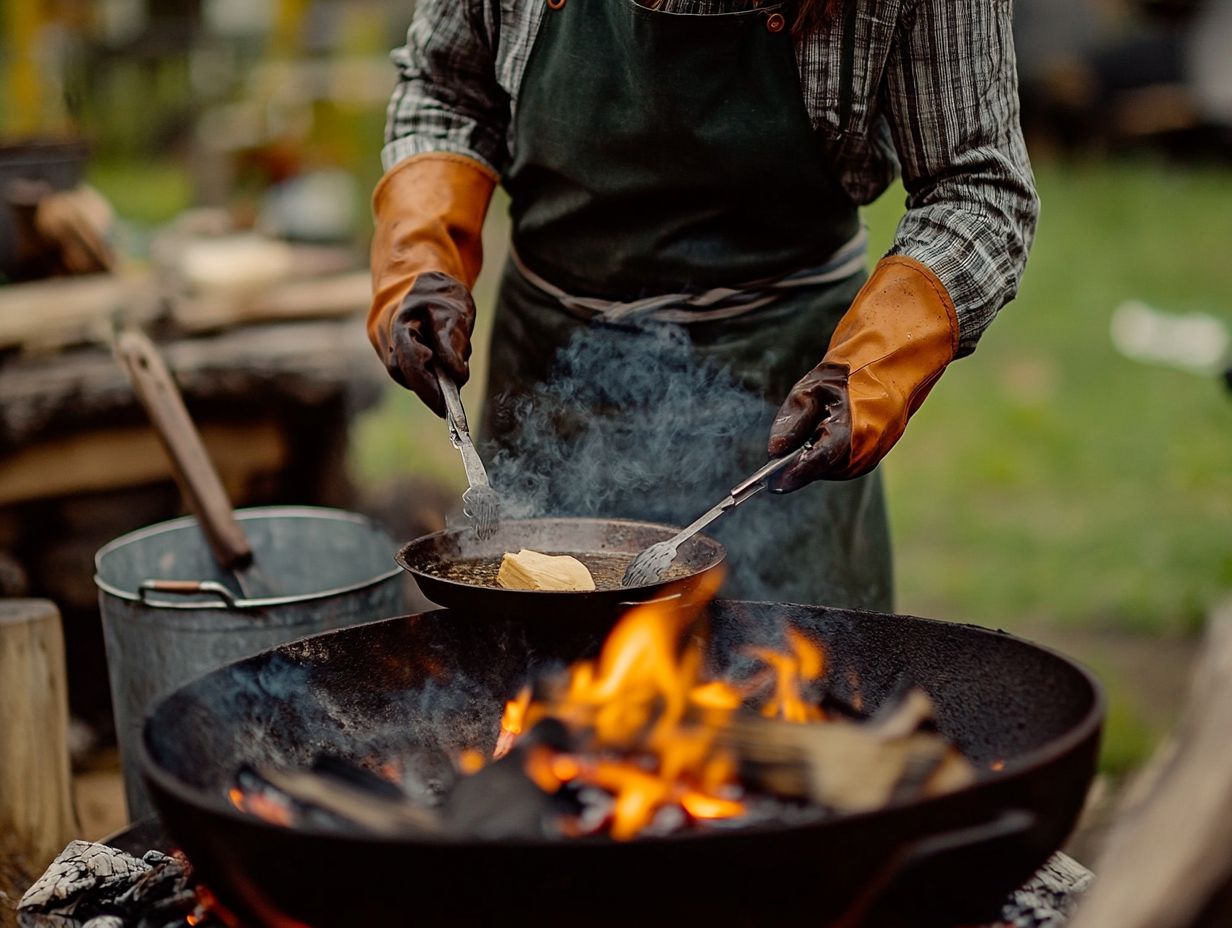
[[115, 329, 253, 570]]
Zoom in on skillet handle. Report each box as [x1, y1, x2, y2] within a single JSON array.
[[835, 808, 1039, 928]]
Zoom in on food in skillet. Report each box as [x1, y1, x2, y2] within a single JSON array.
[[497, 549, 596, 591]]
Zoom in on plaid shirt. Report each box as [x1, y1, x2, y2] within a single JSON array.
[[383, 0, 1038, 355]]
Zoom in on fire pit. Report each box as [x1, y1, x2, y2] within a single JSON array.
[[139, 599, 1103, 927]]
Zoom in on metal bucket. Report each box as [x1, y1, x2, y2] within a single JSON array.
[[95, 506, 404, 820]]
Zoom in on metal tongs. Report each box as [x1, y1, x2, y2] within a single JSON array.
[[436, 370, 502, 540], [622, 442, 811, 587]]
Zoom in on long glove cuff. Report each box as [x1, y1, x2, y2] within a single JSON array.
[[825, 256, 959, 476], [769, 256, 959, 484], [368, 152, 497, 356]]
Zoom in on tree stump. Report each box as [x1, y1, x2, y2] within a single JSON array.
[[0, 600, 80, 871]]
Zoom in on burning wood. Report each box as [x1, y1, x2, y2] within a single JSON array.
[[724, 690, 975, 812], [225, 577, 979, 842], [256, 767, 442, 836]]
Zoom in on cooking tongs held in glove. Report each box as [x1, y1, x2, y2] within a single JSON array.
[[622, 443, 811, 588], [435, 369, 501, 540]]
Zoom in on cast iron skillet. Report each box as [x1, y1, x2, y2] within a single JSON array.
[[141, 601, 1103, 928], [396, 516, 726, 620]]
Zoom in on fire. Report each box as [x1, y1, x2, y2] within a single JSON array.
[[494, 686, 532, 759], [484, 572, 833, 840], [751, 628, 826, 723]]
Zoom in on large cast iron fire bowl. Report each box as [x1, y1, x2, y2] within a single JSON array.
[[141, 601, 1102, 927]]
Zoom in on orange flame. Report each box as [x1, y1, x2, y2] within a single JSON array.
[[494, 686, 532, 759], [751, 628, 826, 723], [483, 572, 834, 840]]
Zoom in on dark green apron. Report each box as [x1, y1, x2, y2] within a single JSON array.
[[480, 0, 892, 610]]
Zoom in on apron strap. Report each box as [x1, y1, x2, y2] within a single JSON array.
[[509, 226, 868, 325]]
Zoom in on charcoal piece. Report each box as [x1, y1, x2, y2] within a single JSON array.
[[443, 749, 561, 839], [19, 841, 152, 924], [399, 746, 458, 808], [17, 841, 212, 928], [524, 717, 572, 752], [818, 690, 868, 721]]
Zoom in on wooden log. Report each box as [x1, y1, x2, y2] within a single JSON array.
[[0, 319, 382, 452], [1071, 601, 1232, 928], [0, 421, 287, 507], [0, 273, 159, 355], [0, 600, 80, 872]]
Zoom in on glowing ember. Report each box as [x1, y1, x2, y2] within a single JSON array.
[[227, 784, 293, 827], [457, 749, 487, 775]]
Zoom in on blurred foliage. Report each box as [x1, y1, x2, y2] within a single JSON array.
[[88, 159, 194, 225]]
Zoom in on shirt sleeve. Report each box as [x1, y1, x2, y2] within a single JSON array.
[[883, 0, 1040, 356], [382, 0, 510, 176]]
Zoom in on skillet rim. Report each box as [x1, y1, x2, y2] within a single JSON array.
[[396, 515, 728, 599]]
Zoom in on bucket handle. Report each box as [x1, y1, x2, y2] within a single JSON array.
[[138, 579, 240, 608]]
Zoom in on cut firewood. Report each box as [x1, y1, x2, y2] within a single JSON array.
[[497, 549, 596, 592], [256, 768, 441, 836], [723, 689, 975, 812]]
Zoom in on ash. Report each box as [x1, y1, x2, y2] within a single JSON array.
[[17, 841, 216, 928]]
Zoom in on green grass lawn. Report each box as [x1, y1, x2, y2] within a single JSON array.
[[351, 159, 1232, 775], [876, 162, 1232, 637]]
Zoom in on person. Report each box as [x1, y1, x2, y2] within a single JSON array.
[[368, 0, 1039, 610]]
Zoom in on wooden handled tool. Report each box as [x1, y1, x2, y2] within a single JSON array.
[[115, 329, 275, 599]]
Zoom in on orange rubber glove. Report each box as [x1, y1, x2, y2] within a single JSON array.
[[368, 153, 498, 416], [768, 256, 959, 490]]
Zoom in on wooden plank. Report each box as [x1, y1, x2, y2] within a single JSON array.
[[0, 319, 382, 451], [1071, 601, 1232, 928], [172, 269, 371, 332], [0, 421, 288, 506], [0, 273, 159, 355], [0, 599, 79, 871]]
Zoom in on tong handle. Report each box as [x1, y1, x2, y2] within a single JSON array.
[[434, 369, 492, 489], [728, 442, 811, 505], [659, 443, 813, 554], [436, 370, 471, 439]]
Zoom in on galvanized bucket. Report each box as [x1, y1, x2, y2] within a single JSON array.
[[95, 506, 404, 820]]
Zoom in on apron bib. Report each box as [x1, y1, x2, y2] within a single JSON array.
[[481, 0, 891, 610]]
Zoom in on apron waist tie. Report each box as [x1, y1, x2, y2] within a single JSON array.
[[509, 226, 868, 325]]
